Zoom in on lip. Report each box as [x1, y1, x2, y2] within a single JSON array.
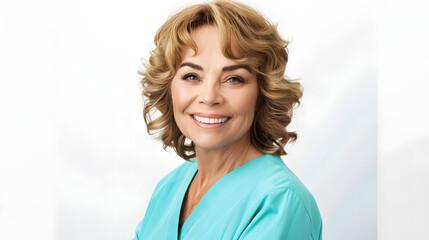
[[189, 113, 232, 129], [191, 113, 231, 118]]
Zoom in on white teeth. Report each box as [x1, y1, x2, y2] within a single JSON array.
[[193, 115, 229, 124]]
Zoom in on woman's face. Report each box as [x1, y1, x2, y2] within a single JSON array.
[[170, 25, 259, 151]]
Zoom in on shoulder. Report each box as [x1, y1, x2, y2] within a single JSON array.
[[151, 158, 196, 196], [255, 154, 316, 198], [255, 154, 322, 228]]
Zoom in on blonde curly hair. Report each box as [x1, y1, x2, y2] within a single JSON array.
[[140, 0, 303, 161]]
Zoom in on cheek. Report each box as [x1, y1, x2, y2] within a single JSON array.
[[232, 87, 259, 115], [171, 79, 193, 114]]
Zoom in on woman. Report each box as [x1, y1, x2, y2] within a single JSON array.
[[134, 0, 322, 239]]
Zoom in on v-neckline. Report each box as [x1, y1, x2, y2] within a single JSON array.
[[176, 153, 268, 239]]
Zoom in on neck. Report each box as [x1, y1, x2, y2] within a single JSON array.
[[193, 133, 263, 189]]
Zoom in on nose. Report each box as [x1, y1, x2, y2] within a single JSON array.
[[197, 78, 223, 106]]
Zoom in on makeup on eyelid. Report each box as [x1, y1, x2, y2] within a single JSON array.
[[181, 72, 247, 84]]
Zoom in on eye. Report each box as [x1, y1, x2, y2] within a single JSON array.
[[226, 76, 245, 84], [182, 73, 198, 81]]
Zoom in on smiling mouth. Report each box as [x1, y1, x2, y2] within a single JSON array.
[[191, 114, 231, 124]]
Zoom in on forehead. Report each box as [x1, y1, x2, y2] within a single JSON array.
[[180, 25, 242, 62]]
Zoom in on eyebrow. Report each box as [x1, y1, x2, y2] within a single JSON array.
[[180, 62, 252, 73]]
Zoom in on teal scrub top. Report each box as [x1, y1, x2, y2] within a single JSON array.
[[133, 153, 322, 239]]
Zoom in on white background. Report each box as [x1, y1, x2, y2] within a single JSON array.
[[0, 0, 427, 239]]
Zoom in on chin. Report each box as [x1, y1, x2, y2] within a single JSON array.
[[193, 137, 239, 152]]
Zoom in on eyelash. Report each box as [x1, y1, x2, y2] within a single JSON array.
[[181, 73, 245, 84], [182, 73, 199, 81]]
